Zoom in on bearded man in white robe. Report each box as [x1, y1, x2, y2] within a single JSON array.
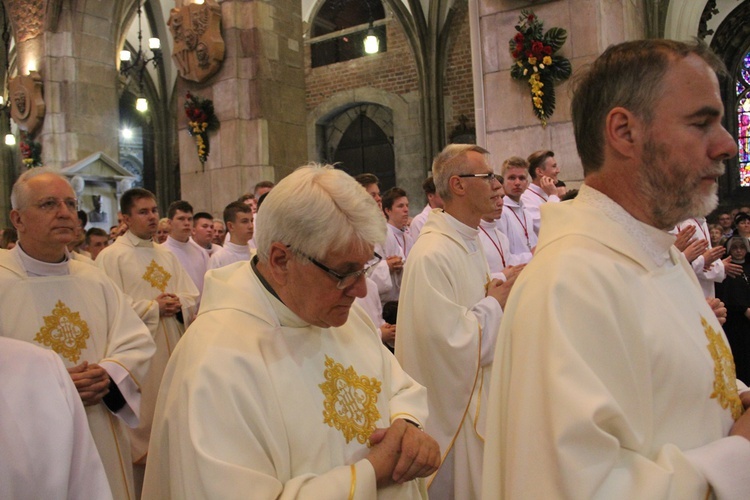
[[483, 39, 750, 499], [1, 168, 155, 500], [143, 164, 440, 499], [396, 144, 523, 499]]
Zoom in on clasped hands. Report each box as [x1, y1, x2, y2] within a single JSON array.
[[67, 361, 110, 406], [366, 418, 441, 487]]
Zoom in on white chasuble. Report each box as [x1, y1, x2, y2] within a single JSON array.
[[396, 210, 502, 500], [483, 185, 750, 500], [0, 247, 155, 500], [97, 231, 199, 462], [143, 260, 428, 500], [0, 337, 113, 500]]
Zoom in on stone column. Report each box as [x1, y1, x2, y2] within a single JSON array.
[[24, 0, 119, 168], [475, 0, 645, 185], [178, 0, 307, 215]]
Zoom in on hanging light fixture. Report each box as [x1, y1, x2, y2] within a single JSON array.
[[364, 24, 379, 54], [119, 2, 162, 112]]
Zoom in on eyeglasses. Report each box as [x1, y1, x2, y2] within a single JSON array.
[[292, 247, 382, 289], [456, 172, 499, 183], [34, 197, 78, 212]]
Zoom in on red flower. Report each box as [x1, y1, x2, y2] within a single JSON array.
[[512, 47, 523, 59], [514, 32, 524, 43], [527, 14, 535, 22], [543, 45, 552, 55], [531, 41, 545, 57]]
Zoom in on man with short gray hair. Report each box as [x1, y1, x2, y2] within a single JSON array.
[[1, 167, 155, 499], [144, 164, 439, 499], [397, 144, 522, 500]]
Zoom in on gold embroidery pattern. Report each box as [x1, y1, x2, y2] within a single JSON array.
[[319, 355, 381, 444], [703, 317, 743, 420], [34, 300, 90, 363], [143, 259, 171, 292]]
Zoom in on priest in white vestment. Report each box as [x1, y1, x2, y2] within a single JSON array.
[[143, 165, 440, 499], [2, 168, 156, 500], [397, 144, 522, 500], [0, 337, 113, 500], [483, 40, 750, 500], [209, 201, 255, 269], [96, 188, 199, 492]]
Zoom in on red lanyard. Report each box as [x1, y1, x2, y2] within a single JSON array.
[[509, 207, 530, 247], [528, 186, 547, 202], [480, 226, 506, 267]]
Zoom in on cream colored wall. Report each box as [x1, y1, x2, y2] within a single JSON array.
[[475, 0, 645, 187]]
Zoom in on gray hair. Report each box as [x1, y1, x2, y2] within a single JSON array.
[[432, 144, 489, 200], [255, 164, 387, 263], [11, 167, 71, 210]]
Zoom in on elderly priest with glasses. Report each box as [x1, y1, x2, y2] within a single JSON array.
[[143, 164, 440, 499]]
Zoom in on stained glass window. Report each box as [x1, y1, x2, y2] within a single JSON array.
[[738, 50, 750, 186]]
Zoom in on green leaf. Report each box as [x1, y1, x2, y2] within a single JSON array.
[[510, 64, 525, 80], [548, 57, 572, 81], [538, 81, 556, 121], [544, 27, 568, 53]]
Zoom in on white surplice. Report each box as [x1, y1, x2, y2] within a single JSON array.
[[478, 218, 529, 280], [0, 245, 155, 500], [483, 185, 750, 500], [520, 182, 560, 235], [409, 205, 431, 240], [497, 196, 536, 258], [208, 240, 254, 269], [0, 337, 113, 500], [96, 231, 199, 463], [143, 259, 429, 500], [161, 236, 208, 299], [396, 210, 503, 500], [673, 217, 725, 298]]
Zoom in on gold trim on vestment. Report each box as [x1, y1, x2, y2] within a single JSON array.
[[319, 355, 381, 444], [702, 317, 743, 420], [427, 322, 483, 489], [34, 300, 90, 363], [348, 463, 356, 500], [142, 259, 171, 292]]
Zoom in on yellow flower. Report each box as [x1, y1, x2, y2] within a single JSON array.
[[543, 56, 552, 66], [528, 57, 537, 65], [533, 97, 543, 109]]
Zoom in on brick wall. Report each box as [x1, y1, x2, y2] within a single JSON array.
[[443, 0, 475, 138], [305, 17, 420, 111]]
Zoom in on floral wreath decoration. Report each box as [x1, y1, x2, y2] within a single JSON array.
[[509, 10, 572, 127], [184, 92, 219, 164], [20, 131, 43, 167]]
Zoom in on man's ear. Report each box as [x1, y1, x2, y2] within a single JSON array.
[[266, 242, 293, 285], [226, 220, 235, 234], [9, 210, 23, 234], [448, 175, 466, 198], [605, 106, 641, 160]]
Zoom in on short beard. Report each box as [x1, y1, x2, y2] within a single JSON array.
[[638, 139, 722, 229]]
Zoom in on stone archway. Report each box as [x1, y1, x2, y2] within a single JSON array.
[[308, 87, 428, 209]]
